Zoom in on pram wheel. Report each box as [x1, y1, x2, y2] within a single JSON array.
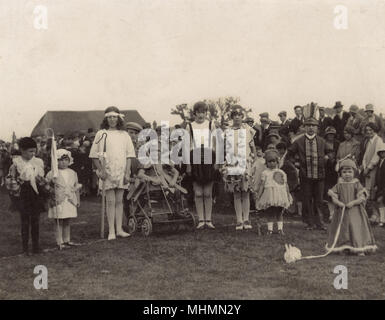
[[127, 216, 137, 235], [141, 217, 153, 237]]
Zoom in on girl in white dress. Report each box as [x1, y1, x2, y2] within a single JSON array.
[[254, 149, 292, 235], [89, 106, 136, 240], [46, 149, 81, 249]]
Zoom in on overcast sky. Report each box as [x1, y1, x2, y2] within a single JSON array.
[[1, 0, 385, 140]]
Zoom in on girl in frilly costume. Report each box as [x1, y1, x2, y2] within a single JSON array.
[[46, 149, 82, 250], [254, 149, 292, 235], [222, 105, 256, 230], [327, 158, 377, 255]]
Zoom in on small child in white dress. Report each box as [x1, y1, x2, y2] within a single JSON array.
[[254, 149, 292, 235], [46, 149, 81, 249]]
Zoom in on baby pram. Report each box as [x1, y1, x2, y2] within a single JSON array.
[[125, 168, 196, 236]]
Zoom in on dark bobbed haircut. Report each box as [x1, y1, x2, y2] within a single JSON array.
[[276, 142, 287, 151], [193, 101, 208, 115], [100, 106, 125, 130], [344, 125, 355, 136], [18, 137, 37, 150], [230, 105, 244, 119], [364, 122, 378, 133]]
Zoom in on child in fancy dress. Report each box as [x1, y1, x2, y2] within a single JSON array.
[[327, 158, 377, 255], [222, 106, 256, 230], [46, 149, 81, 250], [254, 149, 292, 235]]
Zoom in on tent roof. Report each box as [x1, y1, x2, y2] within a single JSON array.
[[31, 110, 146, 136]]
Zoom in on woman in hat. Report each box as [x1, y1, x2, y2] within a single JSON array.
[[345, 105, 364, 142], [223, 106, 256, 230], [359, 122, 384, 223], [186, 101, 218, 229], [327, 158, 377, 255], [324, 126, 340, 221], [361, 104, 384, 138], [89, 106, 135, 240], [254, 149, 292, 235], [336, 125, 361, 164], [46, 149, 81, 249]]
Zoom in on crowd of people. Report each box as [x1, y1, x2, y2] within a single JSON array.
[[2, 101, 384, 257]]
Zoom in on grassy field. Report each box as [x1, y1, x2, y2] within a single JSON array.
[[0, 189, 384, 300]]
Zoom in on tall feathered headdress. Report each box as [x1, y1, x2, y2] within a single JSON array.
[[303, 102, 320, 126], [303, 102, 319, 120]]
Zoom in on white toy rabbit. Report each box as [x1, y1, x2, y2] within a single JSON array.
[[284, 244, 302, 263]]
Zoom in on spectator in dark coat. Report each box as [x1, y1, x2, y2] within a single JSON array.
[[259, 112, 279, 151], [332, 101, 350, 142], [318, 106, 333, 138]]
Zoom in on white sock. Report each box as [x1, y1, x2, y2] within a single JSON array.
[[267, 222, 273, 231], [277, 221, 283, 230]]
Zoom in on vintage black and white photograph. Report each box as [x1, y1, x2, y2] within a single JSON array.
[[0, 0, 385, 303]]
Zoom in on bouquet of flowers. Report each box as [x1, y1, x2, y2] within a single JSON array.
[[44, 178, 67, 209]]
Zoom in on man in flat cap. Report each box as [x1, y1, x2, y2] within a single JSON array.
[[259, 112, 279, 151], [361, 104, 384, 138], [278, 111, 291, 145], [332, 101, 350, 141], [318, 106, 333, 138], [289, 105, 304, 137], [345, 104, 364, 142], [288, 115, 327, 231]]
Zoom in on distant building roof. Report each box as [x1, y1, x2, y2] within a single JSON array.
[[31, 110, 146, 136]]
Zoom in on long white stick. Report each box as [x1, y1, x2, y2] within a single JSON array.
[[300, 206, 346, 260]]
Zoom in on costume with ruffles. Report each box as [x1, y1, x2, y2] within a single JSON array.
[[255, 168, 292, 211], [223, 125, 255, 192]]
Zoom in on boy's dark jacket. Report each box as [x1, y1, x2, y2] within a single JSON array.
[[281, 158, 299, 192]]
